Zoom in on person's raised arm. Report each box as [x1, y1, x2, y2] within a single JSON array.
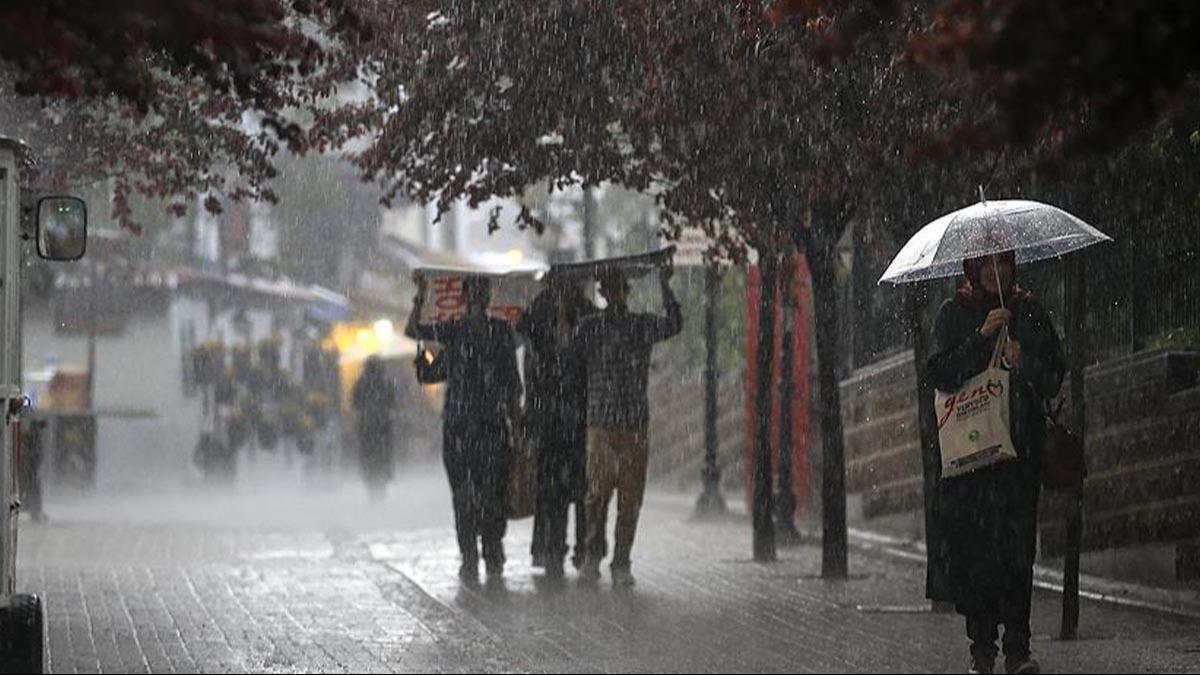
[[405, 275, 443, 342], [647, 264, 683, 343], [927, 300, 999, 392]]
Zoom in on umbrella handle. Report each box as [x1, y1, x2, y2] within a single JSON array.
[[992, 252, 1013, 368], [992, 252, 1005, 310]]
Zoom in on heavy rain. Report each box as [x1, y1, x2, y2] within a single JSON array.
[[0, 2, 1197, 674]]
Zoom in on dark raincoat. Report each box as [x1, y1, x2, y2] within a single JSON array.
[[927, 290, 1065, 617], [517, 288, 597, 566]]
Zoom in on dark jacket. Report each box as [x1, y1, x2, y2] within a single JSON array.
[[408, 315, 521, 426], [517, 289, 596, 438], [926, 293, 1065, 612], [518, 290, 597, 509]]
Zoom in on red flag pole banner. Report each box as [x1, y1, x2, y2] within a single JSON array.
[[745, 265, 761, 512], [745, 257, 813, 516]]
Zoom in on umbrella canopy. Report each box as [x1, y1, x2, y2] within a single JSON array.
[[879, 199, 1112, 285]]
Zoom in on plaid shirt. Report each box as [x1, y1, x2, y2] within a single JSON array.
[[573, 302, 682, 429]]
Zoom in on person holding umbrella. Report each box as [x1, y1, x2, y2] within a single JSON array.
[[880, 196, 1109, 675], [928, 245, 1064, 675]]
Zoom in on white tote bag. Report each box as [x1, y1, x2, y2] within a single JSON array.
[[935, 333, 1018, 478]]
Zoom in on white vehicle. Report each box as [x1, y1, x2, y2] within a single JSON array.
[[0, 136, 87, 674]]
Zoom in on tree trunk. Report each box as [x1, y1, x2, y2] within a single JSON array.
[[753, 256, 778, 561], [808, 243, 848, 579], [695, 264, 727, 517]]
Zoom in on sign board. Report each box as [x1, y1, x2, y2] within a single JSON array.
[[413, 266, 546, 326], [549, 246, 675, 280], [413, 247, 678, 328]]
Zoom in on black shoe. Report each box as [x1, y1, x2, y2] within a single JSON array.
[[969, 652, 996, 675], [610, 564, 635, 589], [544, 559, 565, 580], [1005, 657, 1039, 674], [969, 661, 995, 675], [579, 557, 601, 583]]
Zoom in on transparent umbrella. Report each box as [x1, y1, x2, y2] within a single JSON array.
[[878, 195, 1113, 286]]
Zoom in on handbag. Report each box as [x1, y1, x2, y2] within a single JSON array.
[[1042, 397, 1086, 490], [935, 331, 1019, 478], [413, 341, 449, 384], [507, 419, 537, 519]]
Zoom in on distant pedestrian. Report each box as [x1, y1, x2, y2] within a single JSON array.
[[352, 356, 396, 501], [21, 417, 48, 523]]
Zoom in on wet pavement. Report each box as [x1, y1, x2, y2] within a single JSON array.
[[17, 464, 1200, 674]]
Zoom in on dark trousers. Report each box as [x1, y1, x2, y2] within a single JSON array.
[[531, 482, 589, 567], [443, 418, 509, 567], [965, 565, 1035, 664], [530, 424, 594, 566], [532, 493, 586, 564]]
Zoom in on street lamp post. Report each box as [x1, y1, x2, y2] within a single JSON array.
[[694, 264, 727, 518]]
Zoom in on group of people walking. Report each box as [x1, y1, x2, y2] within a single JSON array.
[[403, 264, 681, 588]]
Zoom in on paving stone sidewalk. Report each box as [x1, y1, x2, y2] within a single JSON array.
[[16, 479, 1200, 674]]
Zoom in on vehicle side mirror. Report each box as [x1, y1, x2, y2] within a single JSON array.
[[36, 196, 87, 261]]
